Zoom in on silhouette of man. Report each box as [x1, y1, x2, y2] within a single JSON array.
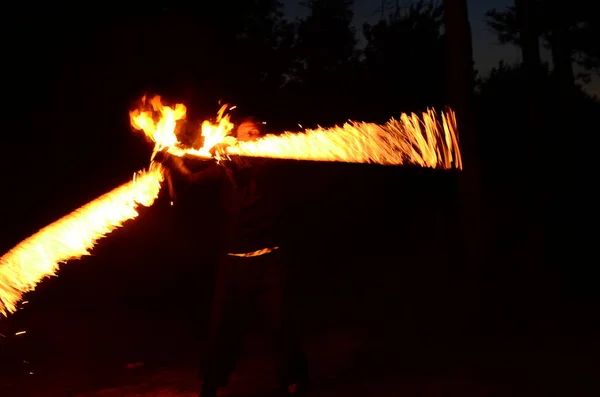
[[155, 120, 309, 397]]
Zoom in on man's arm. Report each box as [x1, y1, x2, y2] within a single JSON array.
[[159, 152, 224, 185]]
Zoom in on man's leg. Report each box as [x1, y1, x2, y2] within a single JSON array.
[[201, 256, 248, 390], [257, 251, 309, 391]]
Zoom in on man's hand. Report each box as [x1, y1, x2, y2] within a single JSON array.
[[209, 142, 231, 158], [153, 148, 172, 164]]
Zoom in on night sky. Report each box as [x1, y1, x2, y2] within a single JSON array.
[[283, 0, 600, 97]]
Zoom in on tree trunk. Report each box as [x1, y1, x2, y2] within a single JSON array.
[[443, 0, 483, 346], [546, 2, 575, 93], [515, 0, 543, 209], [516, 0, 543, 93], [514, 0, 551, 339], [542, 1, 575, 326], [443, 0, 481, 265]]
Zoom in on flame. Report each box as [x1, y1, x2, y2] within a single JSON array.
[[129, 95, 461, 169], [197, 104, 237, 156], [129, 95, 186, 153], [228, 110, 461, 169], [129, 97, 236, 158], [0, 95, 462, 316], [0, 165, 164, 316]]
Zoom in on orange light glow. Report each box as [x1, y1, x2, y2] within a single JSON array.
[[0, 165, 164, 316], [0, 94, 461, 316], [229, 110, 461, 169], [130, 95, 461, 169]]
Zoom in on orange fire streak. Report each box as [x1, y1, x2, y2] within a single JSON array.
[[229, 110, 461, 169], [130, 96, 462, 169], [0, 165, 163, 316]]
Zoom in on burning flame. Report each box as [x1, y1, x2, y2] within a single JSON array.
[[129, 95, 186, 152], [129, 96, 236, 158], [0, 165, 163, 316], [130, 96, 461, 169], [0, 94, 462, 316], [229, 110, 461, 169]]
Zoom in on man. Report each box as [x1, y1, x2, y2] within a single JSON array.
[[155, 120, 309, 397]]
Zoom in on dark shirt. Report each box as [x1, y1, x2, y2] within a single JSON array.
[[169, 155, 280, 254]]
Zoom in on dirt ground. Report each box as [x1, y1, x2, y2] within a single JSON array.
[[5, 318, 597, 397]]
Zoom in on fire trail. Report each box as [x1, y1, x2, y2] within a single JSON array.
[[0, 95, 461, 316]]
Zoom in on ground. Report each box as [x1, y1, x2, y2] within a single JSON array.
[[5, 313, 598, 397]]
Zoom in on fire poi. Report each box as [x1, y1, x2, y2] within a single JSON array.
[[0, 95, 462, 316]]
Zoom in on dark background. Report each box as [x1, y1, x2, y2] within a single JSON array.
[[1, 1, 598, 396]]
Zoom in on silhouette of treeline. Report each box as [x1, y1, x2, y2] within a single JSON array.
[[480, 0, 599, 306], [5, 1, 448, 138], [481, 0, 599, 179], [6, 0, 597, 154]]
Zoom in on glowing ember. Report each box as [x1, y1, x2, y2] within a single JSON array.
[[0, 165, 163, 316]]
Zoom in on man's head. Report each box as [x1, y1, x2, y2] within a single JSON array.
[[235, 119, 263, 142]]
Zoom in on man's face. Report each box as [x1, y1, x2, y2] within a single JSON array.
[[236, 121, 261, 142]]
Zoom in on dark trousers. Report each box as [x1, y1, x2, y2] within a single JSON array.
[[202, 249, 308, 388]]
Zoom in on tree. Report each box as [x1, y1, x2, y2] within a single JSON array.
[[288, 0, 359, 124], [443, 0, 483, 340], [513, 0, 543, 176], [224, 1, 299, 113], [486, 0, 600, 86], [295, 0, 357, 79], [362, 1, 446, 116], [474, 61, 548, 177], [443, 0, 477, 177]]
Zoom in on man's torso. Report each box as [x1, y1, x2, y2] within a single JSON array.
[[220, 158, 280, 254]]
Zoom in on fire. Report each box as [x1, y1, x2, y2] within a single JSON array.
[[0, 94, 462, 316], [0, 165, 164, 316], [129, 96, 461, 169], [229, 110, 461, 169], [129, 95, 186, 152], [198, 104, 237, 157], [129, 96, 236, 158]]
